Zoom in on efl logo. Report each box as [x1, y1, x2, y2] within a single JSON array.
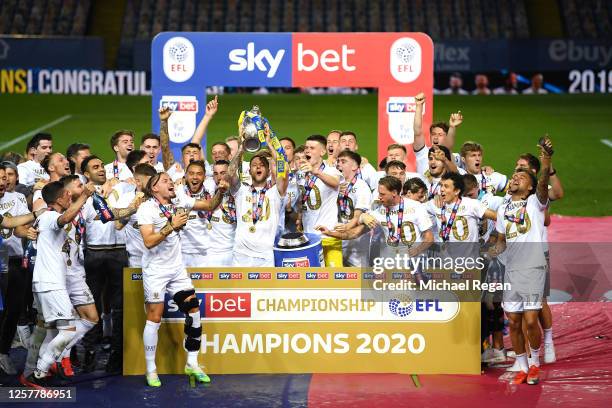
[[282, 257, 310, 267], [190, 272, 213, 280], [163, 36, 195, 82], [306, 272, 329, 280], [229, 42, 285, 78], [204, 293, 251, 318], [248, 272, 271, 280], [131, 273, 142, 280], [390, 37, 421, 83], [334, 272, 358, 280], [276, 272, 300, 280], [219, 272, 243, 280]]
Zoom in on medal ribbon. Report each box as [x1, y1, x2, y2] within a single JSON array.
[[338, 174, 357, 218], [184, 186, 211, 221], [71, 210, 86, 243], [480, 170, 487, 193], [113, 160, 119, 179], [301, 163, 325, 207], [221, 193, 237, 224], [251, 186, 268, 225], [504, 201, 527, 224], [440, 198, 461, 242], [155, 198, 174, 221], [385, 199, 404, 244]]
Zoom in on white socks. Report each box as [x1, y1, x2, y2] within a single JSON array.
[[186, 311, 201, 367], [36, 329, 76, 374], [143, 320, 161, 373], [516, 352, 529, 373], [530, 347, 540, 367], [59, 319, 96, 361], [543, 328, 553, 344]]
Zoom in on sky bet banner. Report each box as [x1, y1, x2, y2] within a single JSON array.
[[124, 267, 480, 375], [151, 32, 434, 170]]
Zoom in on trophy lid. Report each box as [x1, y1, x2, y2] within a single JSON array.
[[277, 232, 310, 248]]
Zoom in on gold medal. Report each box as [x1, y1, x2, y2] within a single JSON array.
[[249, 226, 256, 233], [207, 223, 213, 230], [67, 259, 72, 266]]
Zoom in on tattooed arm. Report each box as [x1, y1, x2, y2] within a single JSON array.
[[159, 107, 174, 171]]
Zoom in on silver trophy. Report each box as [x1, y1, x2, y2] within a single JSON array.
[[240, 105, 263, 153]]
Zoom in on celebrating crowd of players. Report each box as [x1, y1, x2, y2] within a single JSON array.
[[0, 92, 563, 388]]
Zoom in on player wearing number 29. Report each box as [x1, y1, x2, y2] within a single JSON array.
[[490, 137, 554, 386], [136, 171, 227, 387]]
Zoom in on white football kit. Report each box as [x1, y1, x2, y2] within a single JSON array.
[[298, 164, 341, 233], [136, 195, 196, 304]]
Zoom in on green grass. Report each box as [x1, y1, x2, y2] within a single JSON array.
[[0, 93, 611, 216]]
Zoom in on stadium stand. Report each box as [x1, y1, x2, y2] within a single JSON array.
[[559, 0, 612, 38], [0, 0, 91, 35]]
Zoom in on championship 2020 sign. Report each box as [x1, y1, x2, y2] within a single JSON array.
[[124, 268, 480, 375], [150, 32, 435, 170]]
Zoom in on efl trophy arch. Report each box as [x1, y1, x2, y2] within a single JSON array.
[[151, 32, 434, 171]]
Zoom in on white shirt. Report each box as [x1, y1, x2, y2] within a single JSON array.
[[176, 180, 216, 254], [233, 184, 283, 257], [358, 162, 379, 191], [496, 194, 547, 271], [440, 87, 468, 95], [32, 211, 67, 292], [478, 192, 504, 243], [166, 162, 185, 182], [471, 171, 508, 195], [17, 160, 49, 187], [0, 191, 29, 257], [64, 208, 86, 277], [105, 161, 133, 181], [82, 187, 125, 249], [370, 198, 433, 247], [153, 162, 165, 173], [298, 164, 341, 233], [338, 177, 372, 267], [426, 197, 487, 244], [208, 193, 238, 254], [112, 184, 145, 265], [493, 87, 518, 95], [136, 194, 196, 270]]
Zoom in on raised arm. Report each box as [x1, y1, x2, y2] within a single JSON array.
[[57, 183, 95, 227], [413, 92, 426, 151], [192, 180, 228, 211], [548, 164, 564, 201], [536, 137, 553, 206], [190, 95, 218, 146], [159, 107, 174, 171], [0, 212, 36, 228], [445, 111, 463, 150]]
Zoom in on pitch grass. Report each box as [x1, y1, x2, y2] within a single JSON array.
[[0, 93, 611, 216]]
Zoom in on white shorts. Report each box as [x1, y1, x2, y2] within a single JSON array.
[[232, 251, 274, 267], [182, 252, 208, 268], [143, 265, 194, 304], [206, 251, 233, 267], [36, 289, 77, 325], [502, 266, 546, 313], [66, 273, 95, 307]]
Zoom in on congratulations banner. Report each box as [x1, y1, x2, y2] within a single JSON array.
[[123, 267, 480, 375], [151, 32, 434, 170]]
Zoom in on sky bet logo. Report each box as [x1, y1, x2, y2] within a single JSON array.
[[334, 272, 358, 280], [248, 272, 271, 280], [276, 272, 300, 280], [163, 292, 251, 319], [219, 272, 243, 280], [159, 99, 198, 112], [306, 272, 329, 280], [387, 100, 416, 113]]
